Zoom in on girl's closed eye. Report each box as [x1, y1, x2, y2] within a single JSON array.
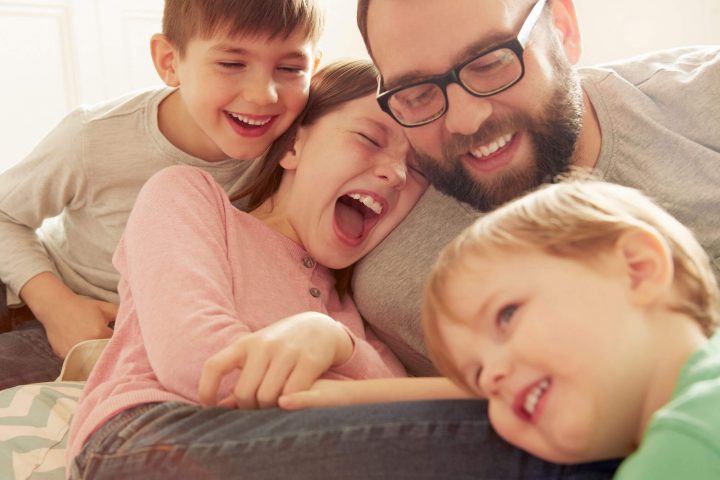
[[357, 132, 382, 148]]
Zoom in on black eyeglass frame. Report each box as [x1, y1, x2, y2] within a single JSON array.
[[376, 0, 548, 128]]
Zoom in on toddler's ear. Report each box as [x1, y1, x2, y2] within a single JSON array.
[[150, 34, 180, 87], [616, 229, 674, 306]]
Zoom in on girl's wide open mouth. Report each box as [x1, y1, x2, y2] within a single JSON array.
[[333, 191, 385, 245]]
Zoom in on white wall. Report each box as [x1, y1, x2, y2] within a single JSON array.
[[1, 0, 719, 172], [574, 0, 720, 65], [325, 0, 720, 65]]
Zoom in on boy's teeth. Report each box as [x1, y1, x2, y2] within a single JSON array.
[[470, 133, 513, 158], [523, 378, 550, 416], [348, 193, 383, 215], [228, 112, 271, 126]]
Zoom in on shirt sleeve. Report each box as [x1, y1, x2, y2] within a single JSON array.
[[614, 427, 720, 480], [0, 108, 89, 302], [113, 165, 250, 402], [327, 295, 407, 380]]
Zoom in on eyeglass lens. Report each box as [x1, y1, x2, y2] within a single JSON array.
[[388, 47, 522, 126]]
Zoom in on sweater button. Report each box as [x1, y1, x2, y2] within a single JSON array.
[[303, 256, 316, 268], [309, 287, 321, 298]]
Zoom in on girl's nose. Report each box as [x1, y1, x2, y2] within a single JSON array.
[[373, 156, 408, 188]]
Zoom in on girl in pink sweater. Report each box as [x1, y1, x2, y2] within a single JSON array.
[[67, 59, 427, 477]]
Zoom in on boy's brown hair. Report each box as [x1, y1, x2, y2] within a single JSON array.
[[422, 178, 720, 385], [163, 0, 325, 55]]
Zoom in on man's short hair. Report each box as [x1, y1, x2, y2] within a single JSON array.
[[163, 0, 324, 55]]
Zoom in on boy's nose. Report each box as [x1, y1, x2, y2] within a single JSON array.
[[443, 84, 492, 136], [243, 74, 278, 106]]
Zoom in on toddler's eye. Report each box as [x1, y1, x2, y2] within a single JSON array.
[[497, 304, 518, 330]]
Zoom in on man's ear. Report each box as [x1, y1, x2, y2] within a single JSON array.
[[150, 33, 181, 87], [615, 228, 674, 306], [548, 0, 582, 65]]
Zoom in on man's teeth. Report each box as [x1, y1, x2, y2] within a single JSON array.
[[470, 133, 513, 158], [348, 193, 383, 215], [228, 112, 271, 126], [523, 379, 550, 416]]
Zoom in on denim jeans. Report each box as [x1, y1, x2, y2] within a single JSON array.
[[70, 401, 620, 480], [0, 319, 63, 390], [0, 281, 62, 389]]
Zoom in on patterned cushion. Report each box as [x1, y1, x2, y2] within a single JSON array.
[[0, 382, 84, 480]]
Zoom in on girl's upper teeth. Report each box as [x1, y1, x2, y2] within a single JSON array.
[[348, 193, 383, 215], [523, 378, 550, 416], [229, 112, 271, 126], [470, 133, 513, 158]]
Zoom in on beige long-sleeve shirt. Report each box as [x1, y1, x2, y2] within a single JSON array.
[[0, 87, 258, 306]]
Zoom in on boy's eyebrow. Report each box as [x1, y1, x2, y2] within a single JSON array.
[[210, 44, 310, 61]]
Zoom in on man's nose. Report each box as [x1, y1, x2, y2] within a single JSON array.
[[443, 84, 492, 136]]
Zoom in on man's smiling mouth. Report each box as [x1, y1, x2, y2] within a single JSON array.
[[469, 133, 514, 159]]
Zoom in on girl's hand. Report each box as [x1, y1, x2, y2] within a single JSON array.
[[198, 312, 353, 409], [279, 377, 474, 410]]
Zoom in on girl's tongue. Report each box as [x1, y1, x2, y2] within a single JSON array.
[[334, 197, 365, 239]]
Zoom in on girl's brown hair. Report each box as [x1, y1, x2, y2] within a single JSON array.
[[234, 58, 381, 296], [163, 0, 324, 55]]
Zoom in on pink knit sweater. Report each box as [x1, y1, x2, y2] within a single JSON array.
[[67, 166, 406, 463]]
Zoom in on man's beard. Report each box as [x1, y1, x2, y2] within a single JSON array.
[[415, 51, 584, 212]]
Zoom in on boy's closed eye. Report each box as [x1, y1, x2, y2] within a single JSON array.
[[277, 65, 309, 75], [218, 62, 246, 70]]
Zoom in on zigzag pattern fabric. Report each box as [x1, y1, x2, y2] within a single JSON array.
[[0, 381, 84, 480]]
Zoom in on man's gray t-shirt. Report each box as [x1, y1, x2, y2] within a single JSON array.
[[353, 46, 720, 376]]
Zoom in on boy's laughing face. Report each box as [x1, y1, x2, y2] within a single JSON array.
[[161, 28, 319, 162]]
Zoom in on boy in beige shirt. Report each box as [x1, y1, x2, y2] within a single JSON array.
[[0, 0, 323, 389]]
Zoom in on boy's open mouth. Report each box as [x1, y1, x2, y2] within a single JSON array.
[[334, 192, 384, 244], [226, 112, 274, 134]]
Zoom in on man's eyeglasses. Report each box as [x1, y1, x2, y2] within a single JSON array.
[[376, 0, 547, 128]]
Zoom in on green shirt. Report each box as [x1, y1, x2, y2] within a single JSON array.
[[615, 332, 720, 479]]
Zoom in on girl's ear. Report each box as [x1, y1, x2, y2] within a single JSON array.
[[150, 33, 181, 87], [548, 0, 582, 65], [279, 128, 307, 170], [615, 229, 674, 306]]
